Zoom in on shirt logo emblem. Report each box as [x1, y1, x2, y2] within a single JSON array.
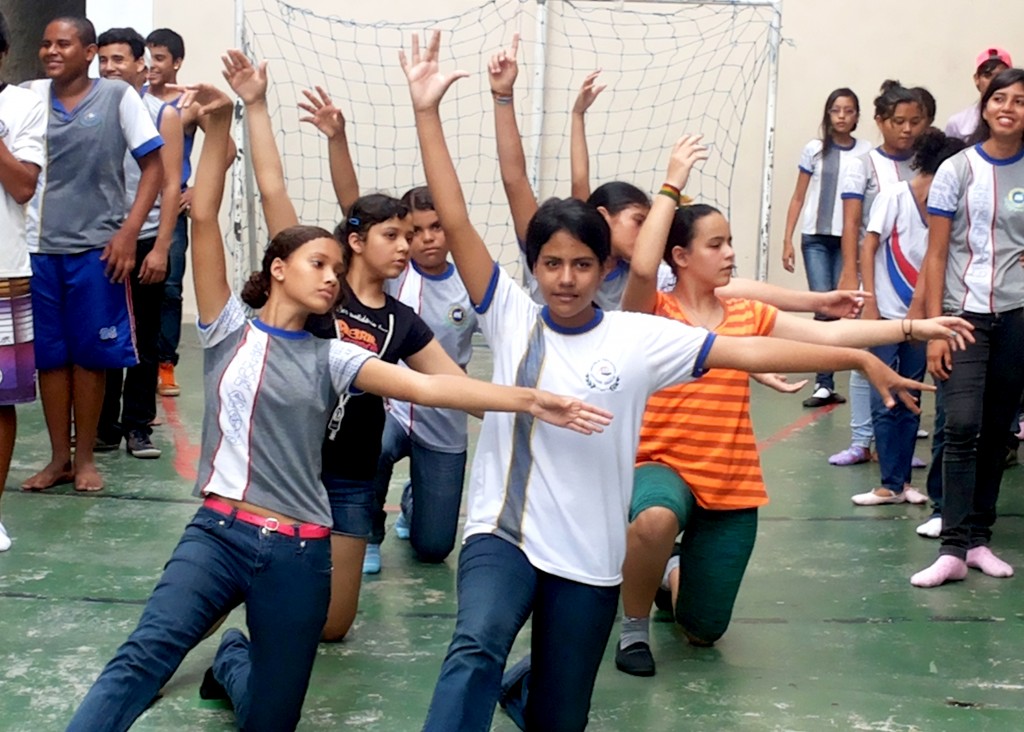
[[81, 111, 102, 127], [1006, 188, 1024, 212], [448, 305, 466, 325], [585, 358, 620, 391]]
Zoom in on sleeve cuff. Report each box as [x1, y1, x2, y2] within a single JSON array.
[[472, 263, 501, 314], [926, 207, 955, 219], [132, 135, 164, 159], [692, 332, 717, 377], [840, 192, 864, 201]]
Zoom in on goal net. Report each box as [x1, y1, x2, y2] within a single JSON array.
[[234, 0, 780, 284]]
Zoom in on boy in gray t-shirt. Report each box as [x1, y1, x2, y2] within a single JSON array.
[[21, 17, 163, 493]]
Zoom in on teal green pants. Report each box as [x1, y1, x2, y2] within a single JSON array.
[[631, 463, 758, 644]]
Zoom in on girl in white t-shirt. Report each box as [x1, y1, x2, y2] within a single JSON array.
[[854, 128, 966, 508], [913, 68, 1024, 588], [403, 32, 950, 732], [782, 87, 871, 408]]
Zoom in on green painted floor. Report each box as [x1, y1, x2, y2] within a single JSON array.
[[2, 332, 1023, 731]]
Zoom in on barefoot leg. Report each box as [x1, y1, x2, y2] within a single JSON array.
[[21, 368, 75, 491], [72, 366, 106, 492]]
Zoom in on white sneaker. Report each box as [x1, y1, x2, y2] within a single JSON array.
[[916, 516, 942, 538], [902, 487, 929, 505], [0, 521, 11, 552], [851, 489, 906, 506]]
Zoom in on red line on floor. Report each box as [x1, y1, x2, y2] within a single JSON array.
[[160, 396, 200, 483], [756, 402, 841, 452]]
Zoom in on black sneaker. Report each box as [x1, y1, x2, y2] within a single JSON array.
[[801, 385, 846, 408], [199, 667, 231, 705], [615, 641, 656, 677], [126, 430, 161, 459], [94, 432, 122, 452]]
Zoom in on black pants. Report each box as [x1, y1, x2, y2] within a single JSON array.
[[940, 309, 1024, 557], [100, 237, 165, 437]]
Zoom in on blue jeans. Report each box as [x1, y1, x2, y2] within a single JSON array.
[[324, 473, 374, 538], [801, 234, 843, 390], [926, 378, 946, 515], [422, 534, 619, 732], [940, 309, 1024, 558], [157, 214, 188, 366], [371, 412, 467, 562], [869, 339, 925, 492], [67, 507, 331, 732]]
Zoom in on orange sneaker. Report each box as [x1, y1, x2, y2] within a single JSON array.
[[158, 362, 181, 397]]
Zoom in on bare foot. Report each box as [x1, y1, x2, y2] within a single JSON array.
[[73, 461, 104, 492], [21, 460, 75, 491]]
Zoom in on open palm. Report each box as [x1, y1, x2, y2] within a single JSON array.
[[221, 48, 267, 105], [401, 31, 468, 112]]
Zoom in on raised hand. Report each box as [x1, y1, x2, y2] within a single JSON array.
[[221, 49, 267, 106], [665, 133, 709, 191], [168, 82, 232, 117], [530, 390, 613, 435], [751, 372, 809, 394], [487, 33, 520, 96], [400, 31, 469, 113], [573, 69, 606, 114], [298, 86, 346, 139]]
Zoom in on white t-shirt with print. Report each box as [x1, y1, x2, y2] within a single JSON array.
[[464, 265, 714, 586]]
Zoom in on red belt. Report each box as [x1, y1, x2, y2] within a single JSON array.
[[203, 497, 331, 539]]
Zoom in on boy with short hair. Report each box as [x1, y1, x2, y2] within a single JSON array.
[[96, 26, 183, 458], [0, 9, 46, 550], [21, 16, 163, 492]]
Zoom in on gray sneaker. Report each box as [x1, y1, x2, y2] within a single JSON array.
[[126, 430, 161, 459]]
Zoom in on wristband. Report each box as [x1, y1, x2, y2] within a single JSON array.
[[659, 184, 681, 204]]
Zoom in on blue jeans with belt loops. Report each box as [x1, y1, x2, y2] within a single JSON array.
[[66, 506, 332, 732]]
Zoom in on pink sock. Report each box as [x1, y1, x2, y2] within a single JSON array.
[[966, 546, 1014, 578], [910, 555, 968, 588]]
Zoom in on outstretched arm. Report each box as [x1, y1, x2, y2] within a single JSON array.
[[354, 358, 612, 435], [717, 278, 868, 319], [402, 31, 494, 305], [298, 86, 360, 215], [620, 134, 707, 314], [221, 49, 298, 238], [569, 70, 605, 201], [769, 308, 972, 349], [185, 85, 235, 324], [706, 335, 932, 413], [488, 34, 538, 245]]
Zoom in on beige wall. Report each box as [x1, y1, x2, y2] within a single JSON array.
[[147, 0, 1022, 317]]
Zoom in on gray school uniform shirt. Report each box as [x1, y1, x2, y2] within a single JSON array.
[[23, 78, 162, 253], [927, 144, 1024, 315], [193, 295, 373, 526], [386, 261, 478, 453]]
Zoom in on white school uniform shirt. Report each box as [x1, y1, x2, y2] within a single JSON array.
[[945, 104, 980, 142], [0, 84, 46, 278], [798, 138, 872, 236], [464, 265, 714, 586], [866, 182, 927, 320], [840, 147, 916, 234], [927, 144, 1024, 314]]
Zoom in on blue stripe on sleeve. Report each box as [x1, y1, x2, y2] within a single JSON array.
[[692, 332, 717, 377], [472, 263, 501, 314], [925, 207, 955, 219], [132, 135, 164, 159], [840, 192, 864, 201]]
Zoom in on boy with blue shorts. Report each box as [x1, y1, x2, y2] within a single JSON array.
[[21, 16, 163, 493], [0, 10, 46, 550]]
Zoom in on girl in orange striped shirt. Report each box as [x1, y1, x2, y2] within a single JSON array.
[[614, 135, 975, 677]]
